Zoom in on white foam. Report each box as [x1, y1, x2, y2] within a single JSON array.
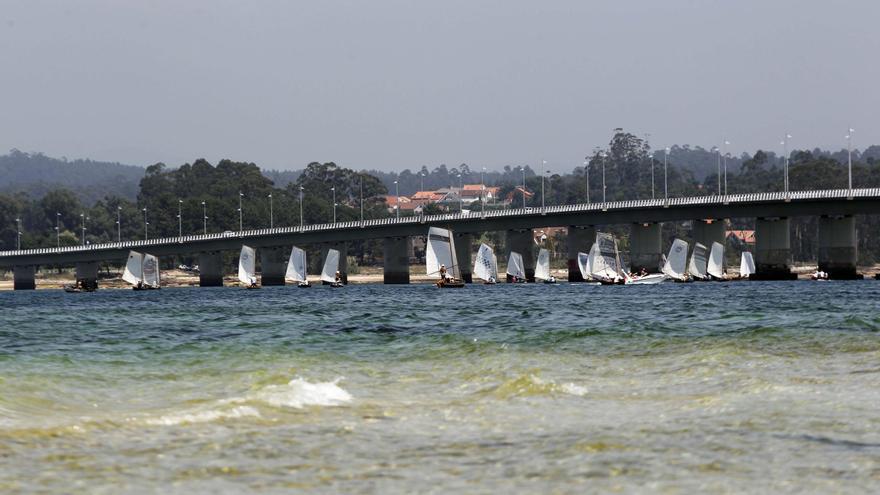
[[145, 405, 260, 426], [560, 382, 589, 396], [254, 377, 353, 409]]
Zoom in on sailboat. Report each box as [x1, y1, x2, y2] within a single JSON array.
[[321, 248, 344, 287], [123, 250, 160, 290], [687, 242, 709, 281], [473, 243, 498, 284], [426, 227, 464, 287], [707, 242, 725, 280], [286, 246, 311, 287], [589, 232, 625, 284], [507, 251, 527, 283], [662, 239, 690, 282], [739, 251, 755, 279], [238, 245, 259, 289], [535, 248, 556, 284]]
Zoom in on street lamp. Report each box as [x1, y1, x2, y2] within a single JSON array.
[[359, 175, 364, 224], [393, 181, 399, 219], [664, 147, 671, 201], [481, 166, 487, 217], [238, 192, 244, 232], [648, 154, 655, 200], [299, 186, 304, 231], [583, 159, 590, 204], [723, 140, 730, 196], [116, 206, 122, 242], [419, 172, 425, 192], [177, 199, 183, 237], [55, 212, 60, 248], [331, 186, 336, 223], [80, 212, 86, 246], [713, 145, 721, 195], [521, 167, 526, 208], [201, 201, 207, 235], [601, 151, 607, 203], [143, 207, 148, 240], [541, 160, 547, 211], [268, 193, 274, 228], [781, 134, 792, 195], [458, 173, 463, 212], [15, 217, 21, 250], [846, 128, 855, 197]]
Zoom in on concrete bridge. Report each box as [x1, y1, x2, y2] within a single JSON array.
[[3, 188, 879, 289]]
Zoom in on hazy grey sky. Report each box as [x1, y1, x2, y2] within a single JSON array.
[[1, 0, 877, 172]]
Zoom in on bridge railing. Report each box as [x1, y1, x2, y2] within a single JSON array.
[[2, 187, 879, 258]]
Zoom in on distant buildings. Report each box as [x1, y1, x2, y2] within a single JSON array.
[[385, 184, 509, 214]]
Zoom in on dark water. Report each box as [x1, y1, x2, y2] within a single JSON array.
[[1, 282, 879, 493]]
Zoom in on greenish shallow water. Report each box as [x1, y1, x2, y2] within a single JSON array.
[[1, 282, 879, 493]]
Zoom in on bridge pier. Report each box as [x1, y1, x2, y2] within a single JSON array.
[[383, 236, 410, 284], [454, 233, 473, 283], [818, 215, 861, 279], [630, 223, 662, 272], [75, 262, 100, 290], [322, 243, 348, 284], [754, 217, 796, 280], [260, 247, 286, 286], [13, 265, 36, 290], [567, 226, 595, 282], [692, 219, 726, 271], [505, 229, 535, 282], [198, 252, 224, 287]]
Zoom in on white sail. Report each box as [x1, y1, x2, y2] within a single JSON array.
[[688, 242, 709, 280], [577, 251, 591, 280], [122, 250, 143, 286], [707, 242, 724, 279], [239, 245, 257, 285], [663, 239, 689, 280], [491, 252, 499, 280], [426, 227, 459, 279], [473, 243, 496, 282], [286, 246, 308, 282], [535, 248, 551, 281], [142, 254, 160, 287], [740, 251, 756, 277], [507, 251, 526, 279], [321, 248, 341, 283], [590, 233, 622, 281]]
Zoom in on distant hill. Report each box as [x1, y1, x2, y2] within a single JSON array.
[[0, 150, 144, 203]]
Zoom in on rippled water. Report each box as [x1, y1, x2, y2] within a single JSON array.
[[1, 282, 879, 493]]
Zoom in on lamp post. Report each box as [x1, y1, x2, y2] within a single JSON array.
[[714, 146, 721, 195], [116, 206, 122, 242], [80, 212, 86, 246], [664, 147, 670, 201], [238, 192, 244, 232], [177, 199, 183, 237], [601, 151, 607, 203], [201, 201, 207, 235], [846, 128, 855, 197], [583, 160, 590, 204], [723, 140, 730, 196], [458, 173, 463, 212], [481, 167, 486, 217], [359, 175, 364, 223], [393, 181, 399, 219], [521, 168, 526, 208], [55, 212, 60, 248], [649, 154, 655, 200], [331, 186, 336, 223], [541, 160, 547, 211], [143, 207, 148, 240], [781, 134, 792, 195], [299, 186, 304, 231], [420, 172, 425, 192], [268, 193, 274, 228], [15, 217, 21, 250]]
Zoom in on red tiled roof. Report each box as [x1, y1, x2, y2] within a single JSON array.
[[726, 230, 755, 243]]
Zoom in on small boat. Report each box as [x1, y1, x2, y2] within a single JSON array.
[[64, 285, 83, 293], [662, 238, 690, 282], [535, 248, 557, 284], [687, 242, 709, 281], [740, 251, 755, 279], [589, 233, 626, 285], [507, 251, 527, 283], [707, 242, 725, 280], [286, 246, 311, 287], [124, 250, 161, 290], [321, 248, 344, 287], [239, 245, 260, 289], [811, 270, 829, 281], [426, 226, 465, 288], [474, 243, 499, 284]]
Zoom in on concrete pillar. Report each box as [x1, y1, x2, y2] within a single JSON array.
[[754, 217, 796, 280], [630, 223, 662, 273], [818, 215, 861, 279], [505, 229, 535, 282], [454, 233, 473, 283], [198, 251, 224, 287], [322, 243, 348, 284], [13, 265, 36, 290], [75, 261, 100, 290], [692, 219, 726, 271], [260, 247, 286, 286], [383, 236, 410, 284], [567, 225, 595, 282]]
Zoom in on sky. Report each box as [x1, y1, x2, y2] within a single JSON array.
[[1, 0, 878, 172]]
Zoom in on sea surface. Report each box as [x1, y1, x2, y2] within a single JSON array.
[[1, 281, 879, 494]]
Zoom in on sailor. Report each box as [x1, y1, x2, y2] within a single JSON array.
[[548, 275, 556, 283], [439, 264, 448, 280]]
